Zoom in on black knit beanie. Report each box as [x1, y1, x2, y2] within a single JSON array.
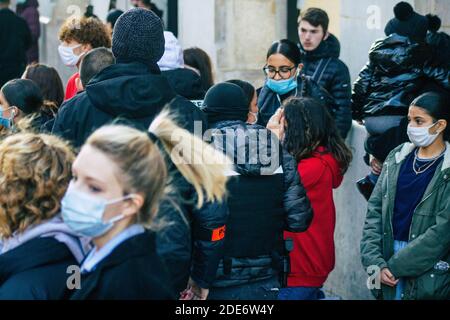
[[203, 83, 249, 126], [384, 2, 428, 42], [112, 8, 165, 73]]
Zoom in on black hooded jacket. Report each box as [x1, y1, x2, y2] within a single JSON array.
[[155, 144, 229, 292], [52, 62, 198, 148], [299, 34, 352, 138], [0, 237, 77, 300], [161, 68, 206, 100], [209, 120, 313, 287], [352, 34, 450, 120]]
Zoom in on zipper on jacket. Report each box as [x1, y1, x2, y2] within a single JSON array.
[[385, 162, 395, 242]]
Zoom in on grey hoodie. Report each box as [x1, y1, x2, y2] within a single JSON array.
[[0, 215, 91, 263]]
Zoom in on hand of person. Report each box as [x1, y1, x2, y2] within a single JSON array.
[[370, 155, 383, 175], [266, 108, 285, 140], [179, 278, 209, 300], [380, 268, 399, 287]]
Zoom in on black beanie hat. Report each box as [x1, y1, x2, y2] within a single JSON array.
[[1, 79, 43, 115], [384, 2, 428, 42], [112, 8, 164, 72], [107, 9, 124, 30], [203, 83, 249, 126]]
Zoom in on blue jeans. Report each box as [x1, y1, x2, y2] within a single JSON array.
[[278, 286, 325, 300], [208, 276, 280, 300], [393, 240, 408, 300]]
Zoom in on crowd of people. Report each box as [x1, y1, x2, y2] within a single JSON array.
[[0, 0, 448, 300]]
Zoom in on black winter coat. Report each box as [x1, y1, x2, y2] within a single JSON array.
[[52, 62, 201, 148], [156, 163, 229, 292], [257, 75, 342, 136], [299, 34, 352, 138], [0, 237, 77, 300], [352, 34, 450, 120], [426, 31, 450, 67], [0, 8, 31, 87], [69, 231, 175, 300], [209, 120, 313, 287]]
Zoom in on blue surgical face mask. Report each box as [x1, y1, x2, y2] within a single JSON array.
[[0, 107, 15, 129], [61, 184, 135, 238], [266, 72, 298, 95]]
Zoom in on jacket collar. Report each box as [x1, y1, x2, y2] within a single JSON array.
[[395, 142, 450, 171]]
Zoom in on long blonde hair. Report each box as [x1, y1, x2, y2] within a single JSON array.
[[86, 111, 231, 226]]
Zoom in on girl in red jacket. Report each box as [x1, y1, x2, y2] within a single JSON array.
[[267, 97, 352, 299]]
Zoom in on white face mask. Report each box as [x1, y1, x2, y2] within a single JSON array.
[[58, 44, 83, 67], [407, 122, 440, 147]]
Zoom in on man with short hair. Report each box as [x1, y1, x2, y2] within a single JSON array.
[[0, 0, 31, 87], [76, 47, 116, 92], [298, 7, 352, 139]]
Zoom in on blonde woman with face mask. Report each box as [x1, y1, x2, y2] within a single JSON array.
[[361, 92, 450, 300], [62, 111, 231, 300]]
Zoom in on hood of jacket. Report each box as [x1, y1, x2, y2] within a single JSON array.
[[0, 215, 90, 263], [394, 142, 450, 172], [162, 68, 206, 100], [210, 120, 281, 176], [85, 62, 177, 119], [368, 34, 426, 74], [300, 33, 341, 61], [157, 31, 184, 71]]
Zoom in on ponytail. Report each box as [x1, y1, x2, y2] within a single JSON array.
[[149, 110, 232, 208]]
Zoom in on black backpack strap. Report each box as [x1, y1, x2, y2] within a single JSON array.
[[316, 58, 332, 84]]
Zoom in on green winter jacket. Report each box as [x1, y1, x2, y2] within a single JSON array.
[[361, 142, 450, 300]]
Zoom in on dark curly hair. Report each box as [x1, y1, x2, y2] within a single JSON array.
[[283, 97, 353, 174], [59, 17, 111, 48], [0, 133, 75, 238]]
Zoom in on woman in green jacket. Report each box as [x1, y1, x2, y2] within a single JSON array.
[[361, 91, 450, 300]]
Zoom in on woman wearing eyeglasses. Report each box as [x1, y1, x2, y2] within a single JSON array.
[[258, 39, 336, 127]]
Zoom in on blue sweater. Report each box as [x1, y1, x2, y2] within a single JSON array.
[[393, 149, 444, 241]]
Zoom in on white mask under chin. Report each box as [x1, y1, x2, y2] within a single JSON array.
[[58, 44, 83, 67], [407, 122, 440, 147]]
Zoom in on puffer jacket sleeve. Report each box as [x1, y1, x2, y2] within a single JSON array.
[[351, 62, 375, 121], [360, 158, 389, 271], [329, 61, 353, 139], [281, 147, 313, 232], [190, 199, 229, 289], [155, 195, 192, 293], [422, 62, 450, 90]]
